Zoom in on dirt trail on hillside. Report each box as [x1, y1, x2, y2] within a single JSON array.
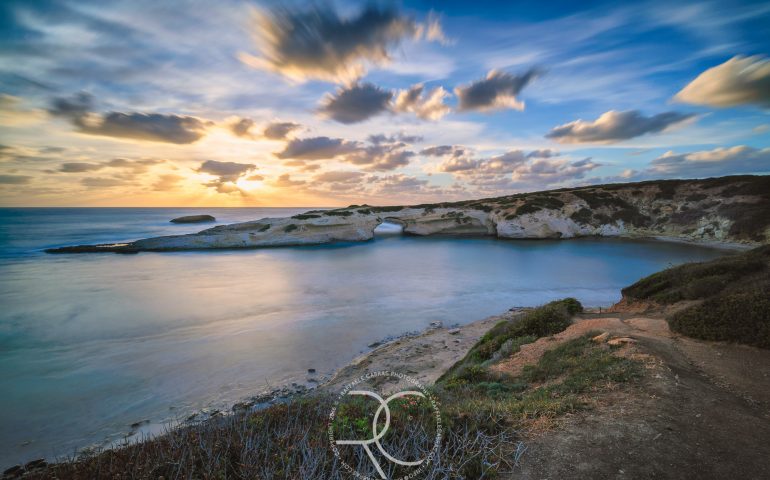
[[512, 310, 770, 479]]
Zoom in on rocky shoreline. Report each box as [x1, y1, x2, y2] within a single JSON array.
[[46, 176, 770, 254]]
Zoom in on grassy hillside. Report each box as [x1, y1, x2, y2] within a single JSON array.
[[622, 245, 770, 348]]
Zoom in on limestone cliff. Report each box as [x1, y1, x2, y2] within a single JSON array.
[[47, 175, 770, 253]]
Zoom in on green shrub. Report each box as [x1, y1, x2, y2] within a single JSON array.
[[622, 245, 770, 348], [323, 210, 353, 217], [283, 224, 298, 232], [622, 247, 768, 304], [291, 214, 321, 220], [441, 298, 583, 380], [669, 289, 770, 348], [570, 208, 593, 224]]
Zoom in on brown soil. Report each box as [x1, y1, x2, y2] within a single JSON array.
[[511, 309, 770, 479]]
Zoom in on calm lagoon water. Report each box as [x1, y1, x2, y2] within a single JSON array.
[[0, 208, 728, 465]]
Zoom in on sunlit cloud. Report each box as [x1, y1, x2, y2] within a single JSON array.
[[546, 110, 695, 144], [455, 69, 540, 112], [675, 55, 770, 107], [197, 159, 258, 194], [393, 84, 451, 120]]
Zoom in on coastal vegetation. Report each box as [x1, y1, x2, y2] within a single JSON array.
[[622, 245, 770, 348]]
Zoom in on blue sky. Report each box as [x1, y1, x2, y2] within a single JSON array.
[[0, 0, 769, 206]]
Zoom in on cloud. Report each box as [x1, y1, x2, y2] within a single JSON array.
[[240, 4, 441, 83], [272, 173, 306, 187], [674, 55, 770, 107], [197, 160, 257, 193], [227, 118, 301, 140], [0, 174, 32, 185], [152, 174, 185, 191], [277, 134, 417, 171], [284, 159, 321, 172], [197, 160, 257, 182], [275, 136, 360, 160], [368, 133, 423, 144], [228, 118, 301, 140], [228, 117, 256, 138], [314, 171, 366, 184], [318, 83, 392, 124], [420, 145, 467, 157], [455, 69, 540, 112], [58, 158, 164, 173], [371, 174, 430, 195], [545, 110, 695, 144], [50, 93, 209, 144], [648, 145, 770, 177], [345, 143, 415, 171], [263, 121, 300, 140], [59, 162, 103, 173], [527, 149, 559, 158], [439, 150, 528, 174], [435, 146, 598, 192], [393, 84, 451, 120], [510, 157, 599, 185], [81, 177, 129, 188]]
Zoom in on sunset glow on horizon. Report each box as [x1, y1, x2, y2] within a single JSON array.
[[1, 0, 769, 207]]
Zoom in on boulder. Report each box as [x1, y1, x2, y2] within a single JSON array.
[[170, 215, 216, 224]]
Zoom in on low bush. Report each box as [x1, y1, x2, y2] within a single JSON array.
[[622, 245, 770, 348], [441, 298, 582, 381], [669, 289, 770, 348]]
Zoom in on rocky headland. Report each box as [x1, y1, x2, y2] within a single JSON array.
[[47, 175, 769, 253]]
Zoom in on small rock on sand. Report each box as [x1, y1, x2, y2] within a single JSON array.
[[448, 328, 460, 335], [592, 332, 610, 343], [608, 337, 637, 346]]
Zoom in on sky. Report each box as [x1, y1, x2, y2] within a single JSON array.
[[0, 0, 769, 207]]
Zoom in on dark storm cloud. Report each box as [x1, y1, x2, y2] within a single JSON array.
[[49, 93, 210, 144], [545, 110, 695, 144], [318, 83, 393, 124], [455, 69, 540, 112]]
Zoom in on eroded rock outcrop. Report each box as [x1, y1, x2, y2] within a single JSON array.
[[47, 175, 770, 253]]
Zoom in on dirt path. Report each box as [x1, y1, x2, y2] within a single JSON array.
[[513, 311, 770, 479]]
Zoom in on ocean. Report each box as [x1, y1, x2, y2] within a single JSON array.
[[0, 207, 728, 466]]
